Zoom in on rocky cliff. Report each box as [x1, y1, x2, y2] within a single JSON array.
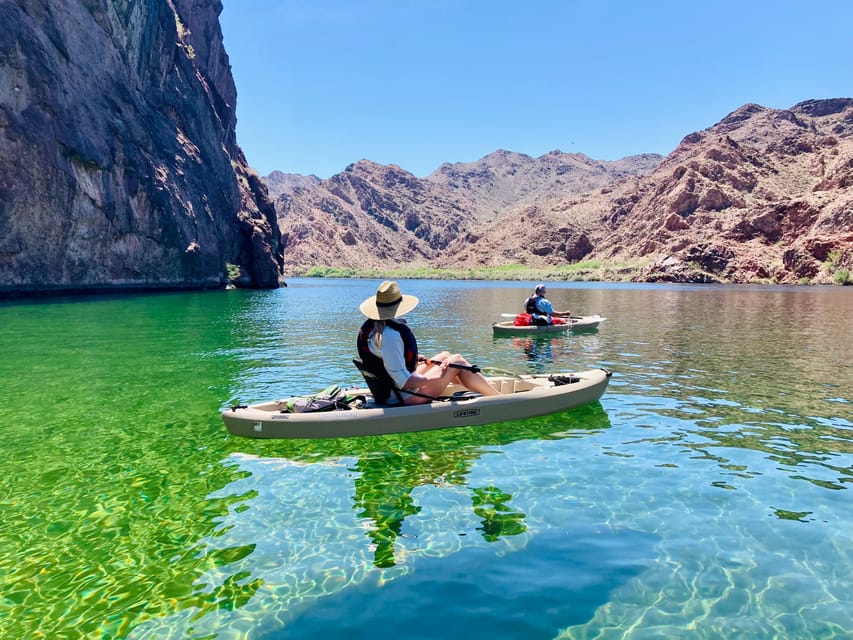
[[268, 151, 662, 273], [0, 0, 285, 296], [595, 99, 853, 283], [267, 100, 852, 285]]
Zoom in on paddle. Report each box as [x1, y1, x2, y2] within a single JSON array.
[[419, 357, 482, 373], [500, 313, 589, 320]]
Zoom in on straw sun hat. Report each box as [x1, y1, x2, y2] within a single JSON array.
[[359, 280, 419, 320]]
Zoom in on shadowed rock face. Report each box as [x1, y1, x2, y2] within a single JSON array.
[[0, 0, 284, 296]]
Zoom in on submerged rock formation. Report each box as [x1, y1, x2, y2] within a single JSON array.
[[0, 0, 284, 296]]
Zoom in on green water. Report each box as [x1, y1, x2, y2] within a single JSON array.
[[0, 279, 851, 639]]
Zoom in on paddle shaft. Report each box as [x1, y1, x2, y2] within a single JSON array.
[[500, 312, 586, 320], [419, 357, 482, 373]]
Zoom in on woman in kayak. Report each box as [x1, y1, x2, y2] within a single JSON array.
[[357, 280, 500, 405], [524, 283, 573, 325]]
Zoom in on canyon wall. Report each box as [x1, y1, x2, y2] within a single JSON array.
[[0, 0, 284, 296]]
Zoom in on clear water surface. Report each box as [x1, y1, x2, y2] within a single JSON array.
[[0, 278, 851, 639]]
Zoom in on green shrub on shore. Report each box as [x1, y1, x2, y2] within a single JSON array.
[[833, 268, 851, 285], [822, 252, 851, 285], [225, 262, 241, 282], [303, 266, 362, 278]]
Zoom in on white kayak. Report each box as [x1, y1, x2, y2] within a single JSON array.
[[221, 368, 612, 439], [492, 315, 606, 336]]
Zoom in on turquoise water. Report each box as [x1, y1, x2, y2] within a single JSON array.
[[0, 279, 851, 639]]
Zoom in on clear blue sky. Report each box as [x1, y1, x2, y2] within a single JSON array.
[[220, 0, 852, 179]]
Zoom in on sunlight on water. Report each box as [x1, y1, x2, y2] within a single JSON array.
[[1, 281, 851, 639]]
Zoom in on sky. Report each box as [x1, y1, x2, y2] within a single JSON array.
[[219, 0, 852, 179]]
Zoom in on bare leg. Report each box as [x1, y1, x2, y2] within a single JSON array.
[[405, 352, 500, 404], [444, 354, 500, 396], [405, 351, 460, 405]]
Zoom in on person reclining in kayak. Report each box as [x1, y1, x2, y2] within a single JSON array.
[[357, 280, 500, 405], [524, 284, 573, 325]]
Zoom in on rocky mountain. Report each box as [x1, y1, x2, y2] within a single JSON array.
[[267, 151, 663, 273], [595, 99, 853, 283], [267, 99, 852, 285], [0, 0, 285, 297]]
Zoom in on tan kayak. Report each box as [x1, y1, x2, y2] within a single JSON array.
[[221, 368, 612, 439], [492, 315, 606, 335]]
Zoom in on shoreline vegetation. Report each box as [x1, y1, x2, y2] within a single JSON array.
[[298, 260, 643, 282], [293, 260, 852, 285]]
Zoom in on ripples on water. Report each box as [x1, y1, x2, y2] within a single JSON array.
[[0, 280, 851, 639]]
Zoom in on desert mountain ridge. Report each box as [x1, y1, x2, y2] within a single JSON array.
[[267, 150, 664, 273], [266, 99, 853, 285]]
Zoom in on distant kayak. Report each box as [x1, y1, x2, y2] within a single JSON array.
[[492, 315, 606, 336], [221, 368, 612, 439]]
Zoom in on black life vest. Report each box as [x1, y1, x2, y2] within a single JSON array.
[[356, 319, 419, 403], [524, 295, 551, 325], [524, 295, 542, 315]]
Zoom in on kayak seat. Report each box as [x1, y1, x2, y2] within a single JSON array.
[[352, 358, 404, 406], [353, 358, 448, 405]]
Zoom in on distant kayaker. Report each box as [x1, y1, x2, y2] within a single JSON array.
[[524, 284, 573, 325], [357, 280, 500, 405]]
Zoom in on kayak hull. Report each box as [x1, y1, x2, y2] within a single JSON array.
[[222, 368, 612, 439], [492, 315, 605, 335]]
